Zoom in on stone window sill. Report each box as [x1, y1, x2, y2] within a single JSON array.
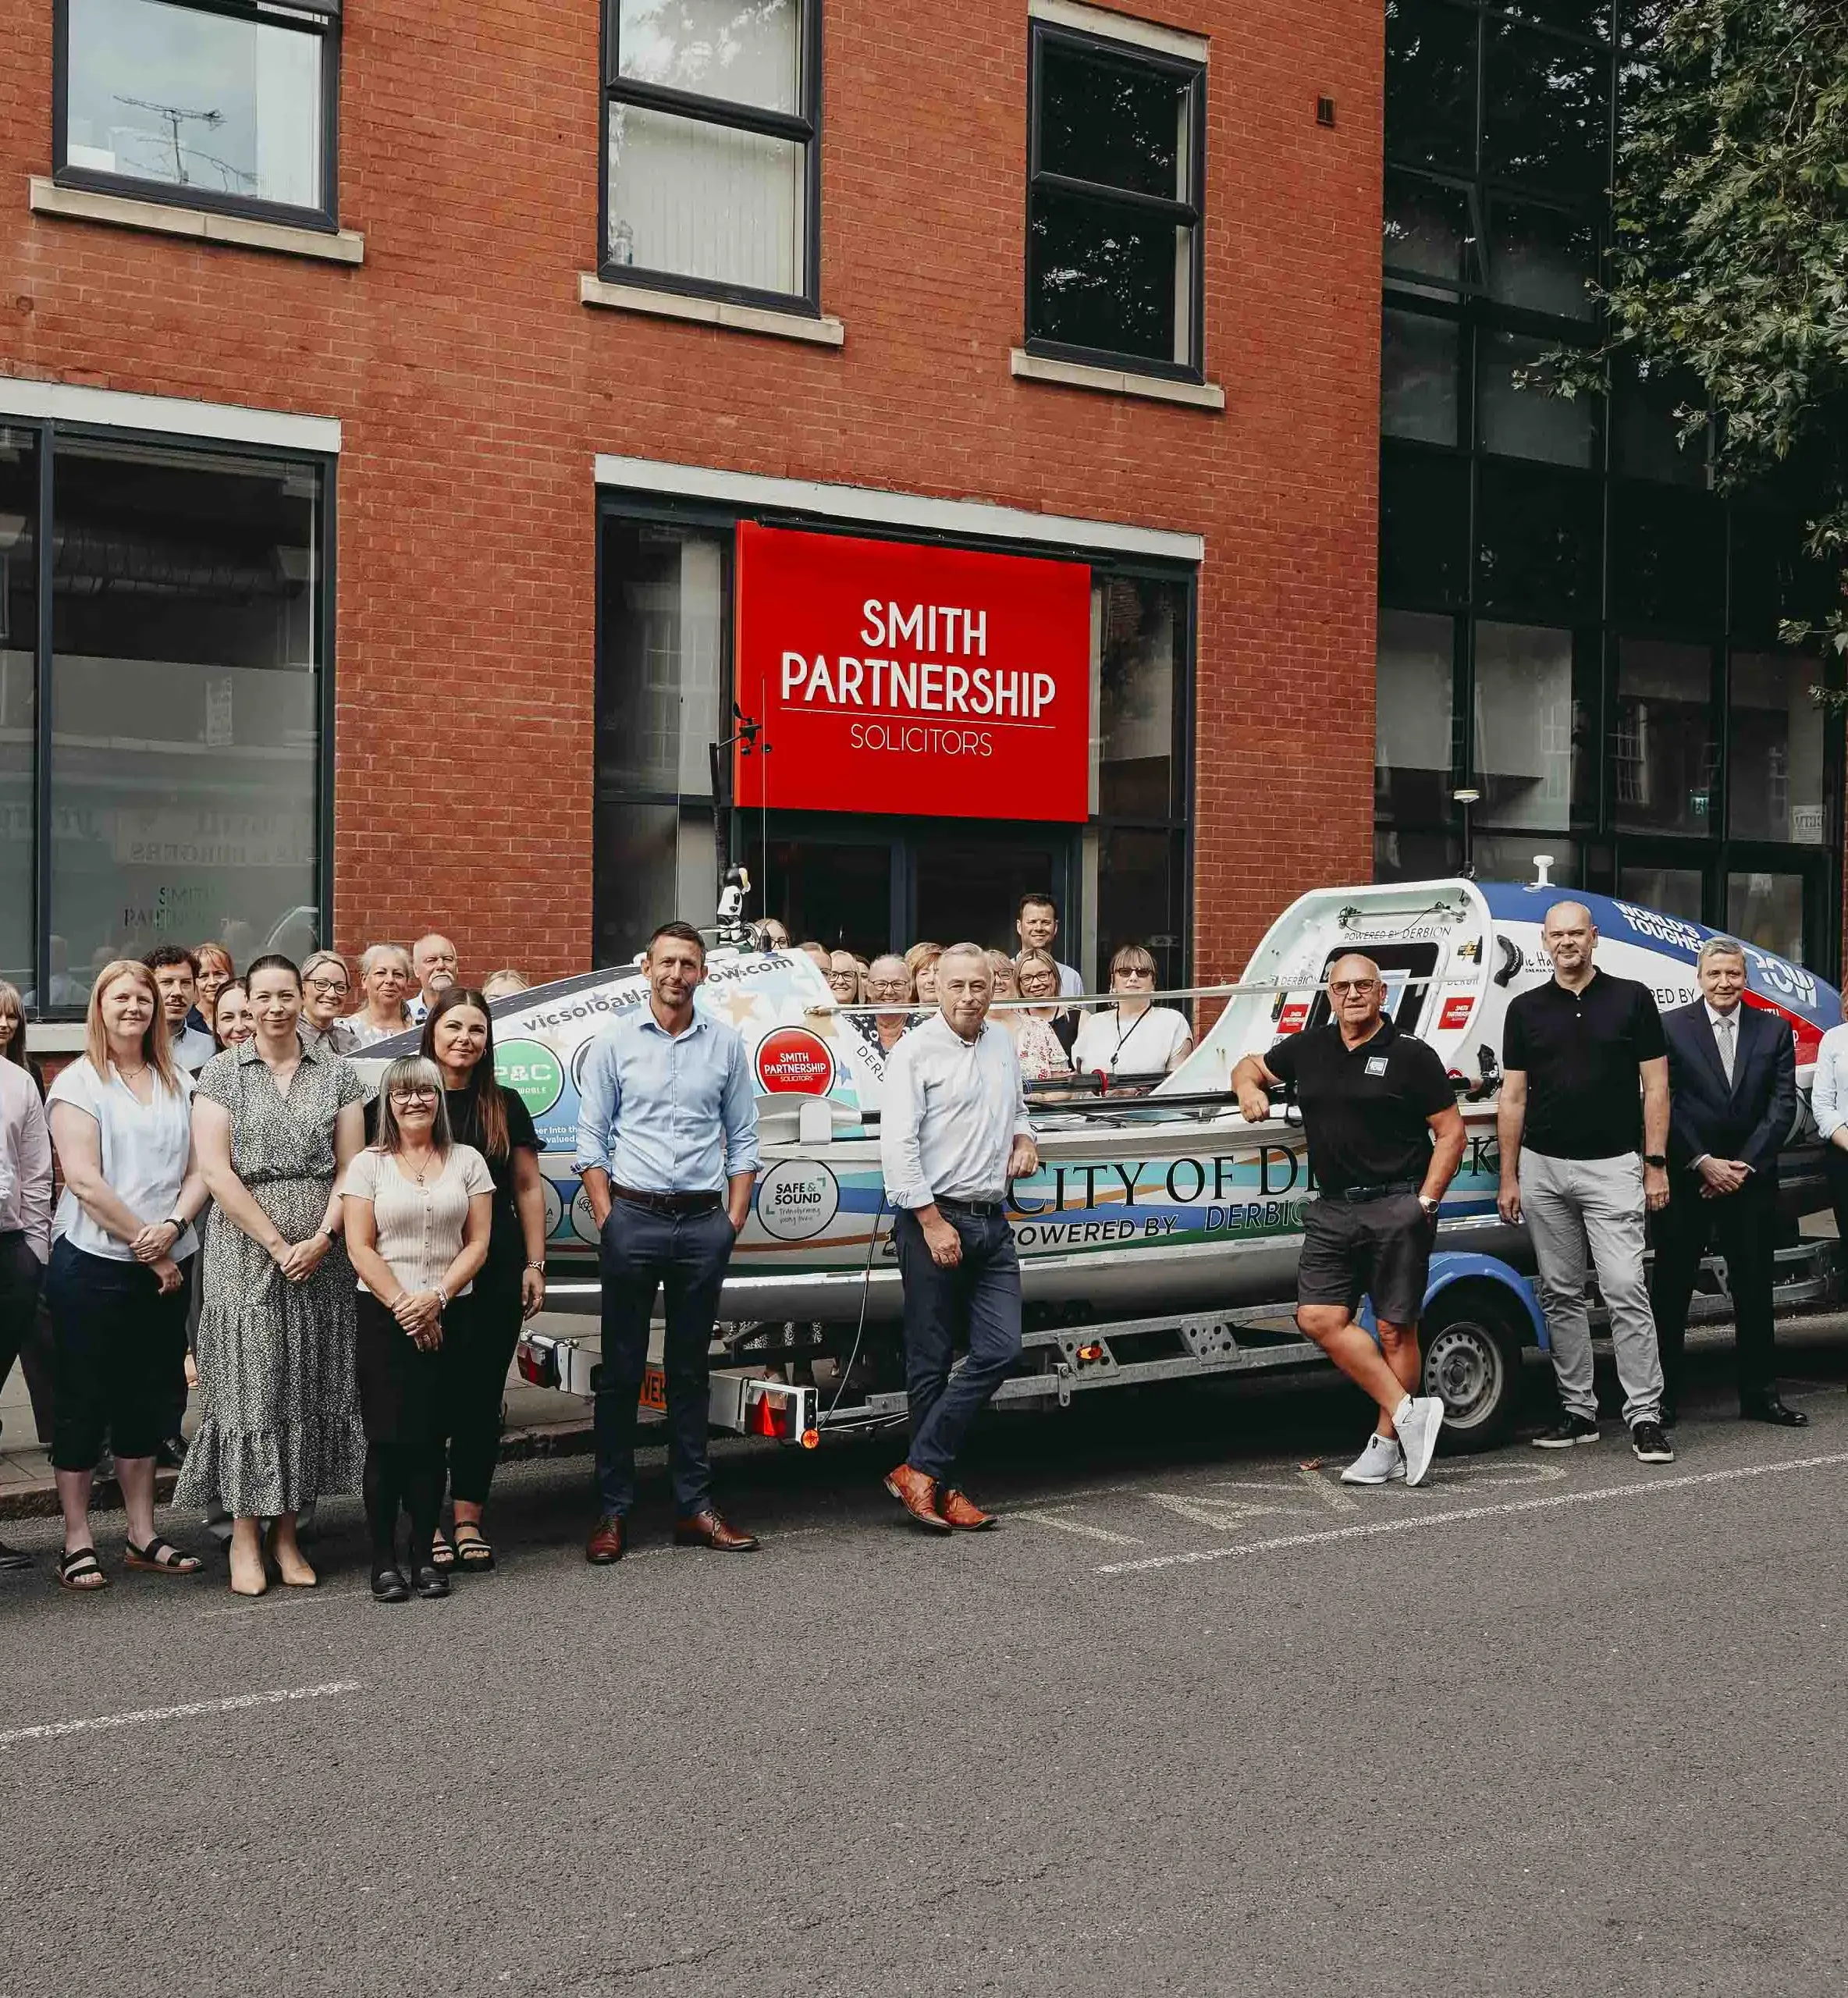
[[1010, 347, 1225, 410], [579, 272, 844, 347], [30, 178, 363, 263]]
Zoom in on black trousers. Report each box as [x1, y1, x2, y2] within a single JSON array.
[[442, 1268, 524, 1506], [1649, 1170, 1779, 1406], [594, 1199, 734, 1518], [0, 1231, 51, 1446], [355, 1291, 445, 1567]]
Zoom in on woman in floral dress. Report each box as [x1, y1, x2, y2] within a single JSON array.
[[176, 954, 368, 1596]]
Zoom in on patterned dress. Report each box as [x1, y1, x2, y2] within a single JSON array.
[[175, 1035, 368, 1519]]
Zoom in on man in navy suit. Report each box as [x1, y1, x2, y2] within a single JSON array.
[[1651, 935, 1803, 1426]]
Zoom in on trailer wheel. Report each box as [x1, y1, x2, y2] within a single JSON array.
[[1420, 1286, 1526, 1452]]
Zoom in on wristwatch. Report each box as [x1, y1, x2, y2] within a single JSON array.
[[1644, 1153, 1667, 1168], [163, 1214, 185, 1234]]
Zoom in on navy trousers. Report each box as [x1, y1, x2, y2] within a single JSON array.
[[594, 1199, 734, 1518], [895, 1206, 1022, 1483]]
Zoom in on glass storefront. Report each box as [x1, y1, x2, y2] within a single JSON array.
[[1376, 0, 1842, 967], [595, 505, 1193, 987], [2, 423, 329, 1011]]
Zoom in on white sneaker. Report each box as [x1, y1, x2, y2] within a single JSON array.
[[1339, 1434, 1407, 1485], [1392, 1395, 1445, 1488]]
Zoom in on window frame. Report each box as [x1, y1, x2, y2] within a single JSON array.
[[598, 0, 823, 315], [5, 414, 336, 1019], [52, 0, 343, 233], [1023, 18, 1208, 385]]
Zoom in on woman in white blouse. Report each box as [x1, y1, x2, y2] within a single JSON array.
[[342, 1056, 492, 1602], [1809, 993, 1848, 1255], [1071, 944, 1195, 1083], [44, 961, 209, 1591]]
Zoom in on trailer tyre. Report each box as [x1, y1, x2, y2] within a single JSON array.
[[1419, 1285, 1526, 1453]]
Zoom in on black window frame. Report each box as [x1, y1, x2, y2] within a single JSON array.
[[1024, 19, 1208, 384], [0, 413, 337, 1020], [52, 0, 343, 234], [598, 0, 823, 316]]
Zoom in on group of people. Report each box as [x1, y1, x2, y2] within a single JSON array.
[[0, 936, 547, 1600], [1230, 901, 1818, 1490], [2, 892, 1840, 1589], [769, 894, 1196, 1092]]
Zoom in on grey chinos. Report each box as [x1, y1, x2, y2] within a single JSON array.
[[1519, 1149, 1663, 1426]]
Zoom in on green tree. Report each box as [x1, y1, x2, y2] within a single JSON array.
[[1573, 1, 1848, 665]]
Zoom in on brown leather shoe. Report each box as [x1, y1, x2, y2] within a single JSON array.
[[585, 1516, 626, 1564], [937, 1487, 998, 1531], [672, 1508, 759, 1552], [883, 1462, 951, 1532]]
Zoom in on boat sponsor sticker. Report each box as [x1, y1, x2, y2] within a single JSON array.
[[755, 1159, 840, 1241], [756, 1026, 836, 1095]]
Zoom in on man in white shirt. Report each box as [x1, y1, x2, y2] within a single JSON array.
[[407, 933, 460, 1024], [1015, 894, 1083, 999], [0, 1055, 53, 1569], [143, 947, 218, 1072], [879, 943, 1039, 1532]]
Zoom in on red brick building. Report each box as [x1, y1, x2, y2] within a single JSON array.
[[0, 0, 1382, 1018]]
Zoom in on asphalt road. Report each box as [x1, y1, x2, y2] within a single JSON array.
[[3, 1323, 1846, 1998]]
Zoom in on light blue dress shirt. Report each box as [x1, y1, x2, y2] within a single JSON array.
[[1810, 1021, 1848, 1142], [574, 1005, 761, 1194]]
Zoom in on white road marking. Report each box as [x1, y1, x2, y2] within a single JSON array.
[[1096, 1449, 1848, 1576], [1146, 1491, 1292, 1533], [1012, 1506, 1144, 1545], [0, 1679, 363, 1748], [1297, 1467, 1361, 1513]]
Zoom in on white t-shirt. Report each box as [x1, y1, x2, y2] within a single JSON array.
[[47, 1058, 198, 1262], [1071, 1005, 1192, 1078]]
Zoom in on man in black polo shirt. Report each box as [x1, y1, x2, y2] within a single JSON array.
[[1233, 953, 1463, 1488], [1497, 900, 1674, 1464]]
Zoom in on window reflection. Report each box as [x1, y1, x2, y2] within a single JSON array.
[[1381, 448, 1470, 606], [1619, 866, 1703, 925], [0, 429, 35, 994], [1028, 190, 1190, 367], [1384, 171, 1483, 292], [1483, 20, 1608, 200], [1728, 652, 1825, 845], [1038, 41, 1191, 199], [1385, 0, 1478, 176], [1727, 871, 1806, 965], [1614, 638, 1717, 836], [1093, 577, 1178, 817], [1473, 621, 1591, 829], [48, 440, 322, 1001], [1478, 330, 1594, 466], [65, 0, 325, 213], [1375, 609, 1455, 823], [1382, 308, 1461, 445], [1486, 198, 1596, 318], [617, 0, 801, 115], [1476, 459, 1601, 619]]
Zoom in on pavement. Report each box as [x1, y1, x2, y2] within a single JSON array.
[[2, 1318, 1846, 1997]]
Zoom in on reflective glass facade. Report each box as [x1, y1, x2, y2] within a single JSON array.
[[1375, 0, 1842, 968]]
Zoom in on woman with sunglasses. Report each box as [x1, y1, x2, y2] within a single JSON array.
[[418, 988, 547, 1572], [178, 955, 368, 1596], [1072, 945, 1194, 1080], [342, 1057, 493, 1602]]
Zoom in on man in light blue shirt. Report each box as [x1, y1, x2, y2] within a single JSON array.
[[574, 920, 761, 1562]]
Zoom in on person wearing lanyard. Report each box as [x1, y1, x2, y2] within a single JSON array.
[[1231, 955, 1460, 1488], [880, 943, 1040, 1532], [1071, 944, 1193, 1080], [574, 921, 761, 1564]]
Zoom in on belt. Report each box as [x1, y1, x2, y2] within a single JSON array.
[[610, 1186, 722, 1216], [1332, 1181, 1419, 1203], [936, 1196, 1005, 1218]]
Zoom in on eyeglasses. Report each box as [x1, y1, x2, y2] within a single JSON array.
[[389, 1086, 438, 1103], [865, 980, 908, 997], [1329, 979, 1379, 996], [304, 977, 349, 995]]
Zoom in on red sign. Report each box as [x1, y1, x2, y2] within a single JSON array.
[[1438, 995, 1474, 1031], [1277, 1003, 1309, 1034], [734, 522, 1092, 820], [755, 1026, 835, 1096]]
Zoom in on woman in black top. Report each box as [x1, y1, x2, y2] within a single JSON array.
[[419, 988, 547, 1570]]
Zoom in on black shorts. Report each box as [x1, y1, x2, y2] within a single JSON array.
[[1296, 1193, 1434, 1327]]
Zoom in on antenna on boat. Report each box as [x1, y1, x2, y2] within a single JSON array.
[[1532, 853, 1555, 887]]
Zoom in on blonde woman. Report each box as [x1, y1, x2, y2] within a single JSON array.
[[44, 962, 209, 1591], [906, 942, 944, 1008], [344, 942, 415, 1049], [1073, 945, 1194, 1077], [986, 952, 1069, 1082], [299, 950, 358, 1055], [1018, 948, 1079, 1064], [479, 968, 530, 1001], [342, 1056, 493, 1602], [189, 942, 235, 1040]]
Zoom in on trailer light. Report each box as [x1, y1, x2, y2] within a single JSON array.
[[1076, 1342, 1106, 1363], [801, 1429, 819, 1449], [515, 1339, 558, 1390]]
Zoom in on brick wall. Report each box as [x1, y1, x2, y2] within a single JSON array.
[[0, 0, 1384, 983]]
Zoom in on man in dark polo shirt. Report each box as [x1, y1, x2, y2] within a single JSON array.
[[1497, 900, 1674, 1464], [1233, 952, 1463, 1488]]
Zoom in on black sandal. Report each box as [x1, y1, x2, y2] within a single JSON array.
[[453, 1524, 495, 1572], [58, 1546, 110, 1592], [124, 1534, 203, 1576]]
